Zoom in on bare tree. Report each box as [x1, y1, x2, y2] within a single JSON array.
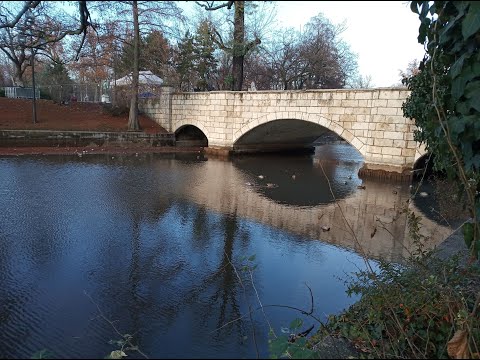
[[348, 74, 373, 89], [92, 1, 184, 130], [262, 28, 305, 90], [0, 52, 14, 86], [0, 1, 93, 85], [0, 1, 92, 56], [399, 58, 420, 81], [257, 13, 357, 90]]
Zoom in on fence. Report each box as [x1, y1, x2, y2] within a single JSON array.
[[4, 87, 40, 99], [3, 83, 165, 105], [37, 83, 113, 104]]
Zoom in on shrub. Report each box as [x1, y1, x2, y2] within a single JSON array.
[[102, 103, 129, 117], [321, 251, 480, 358]]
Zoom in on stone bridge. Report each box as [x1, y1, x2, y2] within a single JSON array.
[[140, 87, 426, 177]]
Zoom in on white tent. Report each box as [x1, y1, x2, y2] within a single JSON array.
[[111, 70, 163, 87]]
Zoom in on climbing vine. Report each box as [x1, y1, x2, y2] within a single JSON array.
[[402, 1, 480, 259]]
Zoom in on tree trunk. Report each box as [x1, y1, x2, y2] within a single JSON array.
[[128, 0, 140, 131], [112, 57, 117, 107], [13, 63, 25, 87], [232, 1, 245, 91]]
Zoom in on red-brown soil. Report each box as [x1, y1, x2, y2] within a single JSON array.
[[0, 97, 167, 134], [0, 97, 197, 156]]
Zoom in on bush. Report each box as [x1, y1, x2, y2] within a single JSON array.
[[320, 250, 480, 358], [40, 93, 52, 100], [101, 103, 129, 117], [0, 88, 5, 97]]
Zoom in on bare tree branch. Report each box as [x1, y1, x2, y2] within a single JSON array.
[[195, 1, 234, 11], [0, 1, 41, 29]]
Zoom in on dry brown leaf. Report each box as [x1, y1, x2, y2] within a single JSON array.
[[447, 329, 470, 359]]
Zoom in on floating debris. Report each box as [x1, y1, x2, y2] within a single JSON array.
[[357, 185, 366, 189], [266, 183, 277, 188], [291, 174, 296, 180], [419, 191, 428, 197], [258, 175, 264, 179], [245, 182, 253, 186], [321, 226, 330, 232]]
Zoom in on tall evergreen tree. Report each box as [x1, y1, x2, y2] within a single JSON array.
[[175, 30, 196, 91], [193, 20, 217, 91]]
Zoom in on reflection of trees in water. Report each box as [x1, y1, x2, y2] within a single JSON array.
[[115, 199, 256, 352], [127, 215, 142, 341], [173, 203, 250, 341]]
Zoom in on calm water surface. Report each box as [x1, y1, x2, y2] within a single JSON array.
[[0, 144, 452, 358]]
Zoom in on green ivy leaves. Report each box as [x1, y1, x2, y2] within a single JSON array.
[[403, 1, 480, 259], [462, 2, 480, 39]]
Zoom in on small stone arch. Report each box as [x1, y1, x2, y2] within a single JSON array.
[[233, 111, 367, 158], [174, 121, 209, 147], [174, 120, 210, 140]]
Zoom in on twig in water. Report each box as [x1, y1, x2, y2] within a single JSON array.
[[83, 290, 149, 359]]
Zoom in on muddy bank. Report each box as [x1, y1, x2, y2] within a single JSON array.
[[0, 145, 204, 156]]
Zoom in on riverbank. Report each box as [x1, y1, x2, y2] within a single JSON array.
[[0, 145, 204, 156], [309, 221, 479, 359]]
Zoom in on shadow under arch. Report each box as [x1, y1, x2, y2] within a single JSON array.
[[413, 152, 432, 171], [231, 146, 364, 207], [233, 116, 367, 157], [175, 124, 208, 147]]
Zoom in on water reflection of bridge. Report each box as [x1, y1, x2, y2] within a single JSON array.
[[168, 158, 452, 262]]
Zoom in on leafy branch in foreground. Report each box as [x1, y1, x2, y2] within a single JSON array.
[[402, 1, 480, 260]]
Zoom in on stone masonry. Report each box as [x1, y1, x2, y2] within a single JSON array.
[[139, 87, 426, 174]]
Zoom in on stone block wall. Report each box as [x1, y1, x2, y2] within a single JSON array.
[[139, 88, 425, 173]]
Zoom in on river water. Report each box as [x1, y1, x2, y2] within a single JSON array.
[[0, 144, 452, 358]]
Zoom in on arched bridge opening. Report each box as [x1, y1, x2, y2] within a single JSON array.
[[175, 125, 208, 147], [233, 119, 364, 160]]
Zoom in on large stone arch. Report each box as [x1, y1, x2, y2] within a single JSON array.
[[233, 111, 367, 158]]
